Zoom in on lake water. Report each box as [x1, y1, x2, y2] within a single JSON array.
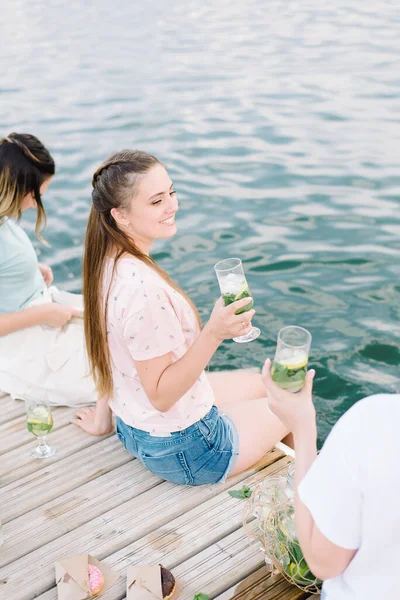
[[1, 1, 400, 443]]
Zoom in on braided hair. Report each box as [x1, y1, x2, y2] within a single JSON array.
[[83, 150, 201, 398]]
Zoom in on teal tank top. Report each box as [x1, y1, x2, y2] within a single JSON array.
[[0, 219, 47, 313]]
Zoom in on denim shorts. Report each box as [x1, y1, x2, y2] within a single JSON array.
[[115, 405, 240, 485]]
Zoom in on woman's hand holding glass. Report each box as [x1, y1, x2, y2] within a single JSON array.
[[205, 296, 256, 342], [262, 358, 316, 436]]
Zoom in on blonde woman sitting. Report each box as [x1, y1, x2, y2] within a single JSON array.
[[0, 133, 96, 406]]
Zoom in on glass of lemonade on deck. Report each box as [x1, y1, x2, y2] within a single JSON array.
[[271, 326, 311, 392], [25, 395, 56, 458], [214, 257, 261, 343]]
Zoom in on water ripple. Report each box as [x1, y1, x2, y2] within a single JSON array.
[[1, 0, 399, 442]]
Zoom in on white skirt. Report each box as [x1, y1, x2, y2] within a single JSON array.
[[0, 287, 96, 407]]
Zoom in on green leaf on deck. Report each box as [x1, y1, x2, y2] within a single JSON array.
[[194, 594, 209, 600], [228, 484, 252, 499]]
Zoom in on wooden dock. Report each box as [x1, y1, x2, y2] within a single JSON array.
[[0, 396, 320, 600]]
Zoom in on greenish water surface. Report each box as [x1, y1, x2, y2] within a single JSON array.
[[1, 1, 400, 444]]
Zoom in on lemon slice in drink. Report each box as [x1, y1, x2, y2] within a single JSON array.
[[279, 356, 308, 370], [28, 405, 52, 425], [234, 282, 249, 300]]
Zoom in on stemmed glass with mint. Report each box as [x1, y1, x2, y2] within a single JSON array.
[[214, 257, 260, 343], [25, 391, 56, 458]]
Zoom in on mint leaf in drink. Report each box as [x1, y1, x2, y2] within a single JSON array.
[[228, 485, 252, 499], [194, 594, 209, 600], [222, 292, 236, 306]]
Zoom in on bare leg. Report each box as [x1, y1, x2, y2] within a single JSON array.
[[208, 370, 294, 455], [222, 397, 290, 476], [207, 370, 266, 406]]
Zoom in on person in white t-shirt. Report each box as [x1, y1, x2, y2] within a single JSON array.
[[262, 358, 400, 600]]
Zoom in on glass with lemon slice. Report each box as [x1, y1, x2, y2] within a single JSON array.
[[25, 395, 56, 458], [214, 258, 261, 343], [271, 326, 311, 392]]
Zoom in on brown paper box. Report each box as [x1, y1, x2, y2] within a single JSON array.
[[55, 554, 119, 600], [126, 565, 166, 600]]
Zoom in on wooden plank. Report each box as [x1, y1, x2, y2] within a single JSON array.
[[1, 450, 286, 600], [29, 454, 289, 600], [170, 522, 266, 599], [1, 461, 160, 567], [0, 395, 26, 425], [0, 424, 111, 486], [33, 460, 289, 600], [0, 437, 131, 523], [215, 566, 310, 600], [99, 457, 291, 600], [215, 567, 267, 600], [0, 406, 75, 455]]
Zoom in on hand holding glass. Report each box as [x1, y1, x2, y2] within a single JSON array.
[[214, 257, 261, 343], [25, 395, 56, 458], [271, 326, 312, 392]]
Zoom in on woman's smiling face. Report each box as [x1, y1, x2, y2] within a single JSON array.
[[111, 163, 178, 254]]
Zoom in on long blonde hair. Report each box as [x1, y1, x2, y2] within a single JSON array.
[[83, 150, 201, 398], [0, 133, 55, 239]]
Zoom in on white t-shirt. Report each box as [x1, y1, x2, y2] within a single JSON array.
[[299, 394, 400, 600]]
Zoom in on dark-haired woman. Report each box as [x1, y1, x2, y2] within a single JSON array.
[[0, 133, 96, 406]]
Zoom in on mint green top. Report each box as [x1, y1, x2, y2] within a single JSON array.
[[0, 219, 46, 313]]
